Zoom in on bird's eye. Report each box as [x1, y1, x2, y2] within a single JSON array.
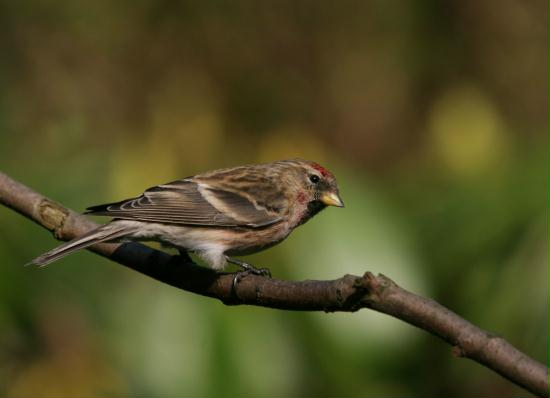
[[309, 174, 320, 184]]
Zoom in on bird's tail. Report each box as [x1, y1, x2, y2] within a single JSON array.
[[28, 222, 134, 267]]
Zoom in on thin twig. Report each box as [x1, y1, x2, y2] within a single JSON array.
[[0, 171, 547, 397]]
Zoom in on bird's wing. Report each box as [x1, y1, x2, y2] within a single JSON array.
[[85, 179, 282, 228]]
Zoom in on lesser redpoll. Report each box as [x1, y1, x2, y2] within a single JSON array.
[[29, 159, 344, 276]]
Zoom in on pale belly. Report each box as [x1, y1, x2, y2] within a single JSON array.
[[115, 219, 291, 270]]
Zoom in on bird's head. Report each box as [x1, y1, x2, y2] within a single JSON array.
[[276, 159, 344, 226]]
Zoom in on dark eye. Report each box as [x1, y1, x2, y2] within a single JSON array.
[[309, 174, 320, 184]]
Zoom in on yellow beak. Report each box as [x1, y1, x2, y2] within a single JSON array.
[[321, 191, 344, 208]]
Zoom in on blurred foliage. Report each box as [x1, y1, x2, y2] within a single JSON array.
[[0, 1, 548, 397]]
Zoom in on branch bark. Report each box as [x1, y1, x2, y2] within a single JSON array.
[[0, 171, 547, 397]]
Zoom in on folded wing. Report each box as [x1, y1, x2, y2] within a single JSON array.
[[85, 179, 282, 228]]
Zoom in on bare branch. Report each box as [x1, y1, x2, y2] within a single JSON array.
[[0, 171, 547, 397]]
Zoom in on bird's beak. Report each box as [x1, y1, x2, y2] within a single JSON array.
[[321, 191, 344, 208]]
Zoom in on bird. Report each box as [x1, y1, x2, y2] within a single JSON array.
[[29, 159, 344, 277]]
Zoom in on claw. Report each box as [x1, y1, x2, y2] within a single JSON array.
[[225, 256, 272, 278], [227, 256, 272, 300], [177, 249, 192, 263], [232, 271, 247, 294], [257, 267, 271, 278]]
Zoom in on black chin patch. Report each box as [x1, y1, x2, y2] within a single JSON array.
[[296, 200, 326, 227], [307, 200, 326, 218]]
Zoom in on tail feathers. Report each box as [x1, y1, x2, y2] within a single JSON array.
[[28, 223, 132, 267]]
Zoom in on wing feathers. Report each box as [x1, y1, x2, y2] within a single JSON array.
[[85, 179, 282, 228]]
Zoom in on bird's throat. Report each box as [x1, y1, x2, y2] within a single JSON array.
[[294, 200, 326, 227]]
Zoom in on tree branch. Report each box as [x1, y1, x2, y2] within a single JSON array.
[[0, 171, 547, 397]]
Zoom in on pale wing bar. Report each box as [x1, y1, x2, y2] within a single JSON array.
[[85, 180, 281, 228]]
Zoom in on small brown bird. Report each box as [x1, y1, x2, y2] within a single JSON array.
[[29, 159, 344, 276]]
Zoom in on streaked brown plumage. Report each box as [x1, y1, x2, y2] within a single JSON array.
[[29, 159, 344, 273]]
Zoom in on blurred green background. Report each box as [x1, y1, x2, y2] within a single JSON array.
[[0, 1, 548, 397]]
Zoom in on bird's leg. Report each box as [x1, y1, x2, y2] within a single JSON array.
[[225, 256, 271, 294], [225, 256, 271, 277], [177, 248, 192, 263]]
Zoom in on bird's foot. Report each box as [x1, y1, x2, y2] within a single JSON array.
[[225, 256, 272, 277], [177, 249, 192, 263], [225, 256, 272, 297]]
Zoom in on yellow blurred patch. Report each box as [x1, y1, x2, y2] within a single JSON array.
[[257, 126, 328, 163], [109, 134, 180, 198], [149, 70, 223, 172], [109, 69, 224, 197], [429, 84, 510, 177]]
